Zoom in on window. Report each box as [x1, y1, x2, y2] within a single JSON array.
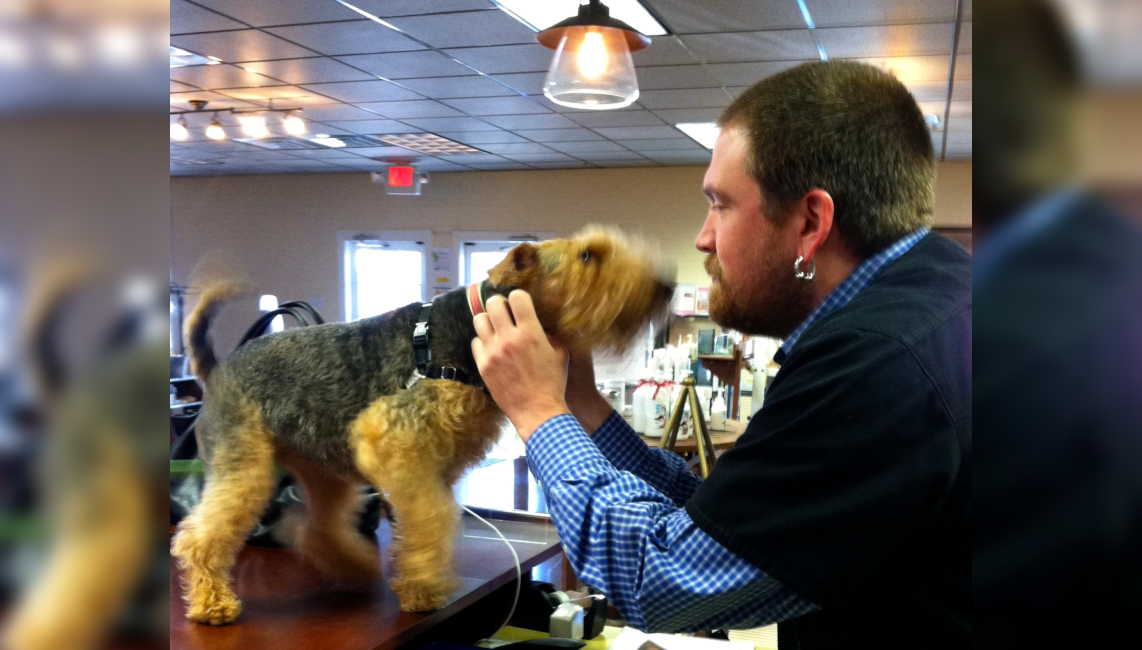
[[341, 232, 429, 322], [453, 231, 555, 287]]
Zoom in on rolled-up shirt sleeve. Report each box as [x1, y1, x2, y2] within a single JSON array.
[[526, 414, 818, 632]]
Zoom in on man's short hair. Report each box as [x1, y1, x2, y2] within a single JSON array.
[[719, 60, 935, 258]]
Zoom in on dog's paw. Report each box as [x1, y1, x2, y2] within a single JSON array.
[[185, 593, 242, 626], [391, 578, 449, 611]]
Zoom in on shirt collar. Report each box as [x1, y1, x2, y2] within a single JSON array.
[[779, 228, 930, 358]]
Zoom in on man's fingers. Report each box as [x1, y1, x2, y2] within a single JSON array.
[[508, 290, 543, 336], [486, 294, 516, 332], [471, 336, 487, 366], [473, 312, 494, 340]]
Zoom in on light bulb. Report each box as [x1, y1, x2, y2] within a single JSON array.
[[577, 31, 607, 79], [283, 113, 306, 136], [170, 117, 189, 141], [239, 115, 268, 138], [205, 117, 226, 140]]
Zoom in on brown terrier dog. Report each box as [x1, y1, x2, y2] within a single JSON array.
[[172, 226, 673, 624]]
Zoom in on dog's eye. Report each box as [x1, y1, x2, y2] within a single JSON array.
[[580, 250, 591, 262]]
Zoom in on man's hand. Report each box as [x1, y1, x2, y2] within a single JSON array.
[[472, 291, 571, 441]]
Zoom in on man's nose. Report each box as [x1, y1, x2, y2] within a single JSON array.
[[695, 214, 716, 254]]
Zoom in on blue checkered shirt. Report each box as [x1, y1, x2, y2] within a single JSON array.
[[527, 412, 818, 632], [781, 228, 930, 355]]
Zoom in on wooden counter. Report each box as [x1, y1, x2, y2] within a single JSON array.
[[170, 512, 562, 650]]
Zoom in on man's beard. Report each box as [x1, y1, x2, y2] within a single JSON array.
[[705, 253, 814, 339]]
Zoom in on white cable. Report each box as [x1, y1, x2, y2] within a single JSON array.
[[463, 506, 522, 640]]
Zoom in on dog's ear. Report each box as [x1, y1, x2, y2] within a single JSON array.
[[489, 243, 538, 285]]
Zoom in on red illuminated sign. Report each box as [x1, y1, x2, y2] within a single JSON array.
[[388, 166, 414, 187]]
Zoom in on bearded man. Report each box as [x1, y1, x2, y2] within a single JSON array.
[[473, 60, 971, 649]]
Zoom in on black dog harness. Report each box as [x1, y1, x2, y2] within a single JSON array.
[[408, 302, 479, 387]]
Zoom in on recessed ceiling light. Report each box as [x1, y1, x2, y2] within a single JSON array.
[[313, 137, 347, 148], [495, 0, 667, 36], [379, 133, 480, 155], [675, 122, 720, 150], [315, 133, 330, 138]]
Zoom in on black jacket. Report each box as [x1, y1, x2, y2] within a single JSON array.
[[687, 233, 972, 648]]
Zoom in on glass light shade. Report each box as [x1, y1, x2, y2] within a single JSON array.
[[543, 25, 638, 110], [170, 117, 188, 141], [205, 119, 226, 140], [283, 114, 307, 136]]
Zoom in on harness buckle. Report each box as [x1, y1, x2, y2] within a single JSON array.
[[412, 322, 429, 347], [439, 366, 458, 381]]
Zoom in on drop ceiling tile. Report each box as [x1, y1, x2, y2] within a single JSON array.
[[171, 30, 316, 64], [706, 60, 806, 86], [444, 44, 551, 74], [357, 100, 464, 118], [804, 0, 958, 28], [903, 81, 949, 103], [221, 85, 340, 105], [241, 58, 375, 85], [545, 140, 629, 154], [170, 90, 258, 112], [344, 145, 426, 158], [849, 55, 955, 84], [632, 38, 699, 66], [959, 22, 972, 54], [468, 163, 532, 171], [530, 161, 591, 169], [954, 54, 971, 80], [477, 142, 556, 155], [171, 80, 199, 92], [643, 0, 807, 33], [170, 63, 283, 89], [635, 89, 732, 110], [946, 118, 971, 132], [575, 152, 648, 162], [482, 113, 578, 130], [817, 24, 955, 59], [642, 149, 713, 164], [941, 132, 971, 147], [402, 116, 500, 131], [435, 153, 510, 165], [388, 10, 537, 48], [172, 0, 245, 34], [296, 103, 383, 121], [337, 50, 474, 79], [513, 128, 604, 142], [591, 160, 657, 167], [681, 30, 819, 63], [617, 138, 701, 152], [350, 0, 495, 17], [633, 65, 723, 90], [398, 75, 518, 98], [651, 107, 723, 123], [300, 80, 424, 103], [502, 153, 578, 163], [408, 159, 472, 172], [441, 96, 550, 115], [285, 148, 370, 159], [437, 130, 528, 144], [189, 0, 361, 27], [320, 120, 423, 135], [489, 72, 548, 95], [265, 21, 425, 57], [593, 126, 683, 139], [567, 110, 665, 128]]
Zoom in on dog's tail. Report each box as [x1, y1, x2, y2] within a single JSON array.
[[185, 280, 253, 381], [20, 260, 95, 400]]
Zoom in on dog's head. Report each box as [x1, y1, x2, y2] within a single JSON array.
[[487, 226, 674, 351]]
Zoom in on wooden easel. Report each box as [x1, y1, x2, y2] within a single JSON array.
[[659, 376, 719, 478]]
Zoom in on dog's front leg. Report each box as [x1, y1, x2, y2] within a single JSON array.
[[350, 394, 460, 612]]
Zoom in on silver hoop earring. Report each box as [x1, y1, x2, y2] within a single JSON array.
[[794, 255, 816, 281]]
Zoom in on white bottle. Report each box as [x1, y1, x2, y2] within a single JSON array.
[[645, 371, 671, 438], [710, 388, 727, 431], [632, 370, 654, 435]]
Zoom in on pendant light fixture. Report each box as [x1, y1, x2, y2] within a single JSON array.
[[537, 0, 650, 110]]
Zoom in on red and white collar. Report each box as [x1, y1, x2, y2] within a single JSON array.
[[467, 281, 488, 317]]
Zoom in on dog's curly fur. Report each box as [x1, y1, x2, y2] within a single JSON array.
[[172, 226, 673, 624]]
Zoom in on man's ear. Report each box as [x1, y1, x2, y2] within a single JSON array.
[[488, 242, 537, 284], [798, 188, 835, 263]]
